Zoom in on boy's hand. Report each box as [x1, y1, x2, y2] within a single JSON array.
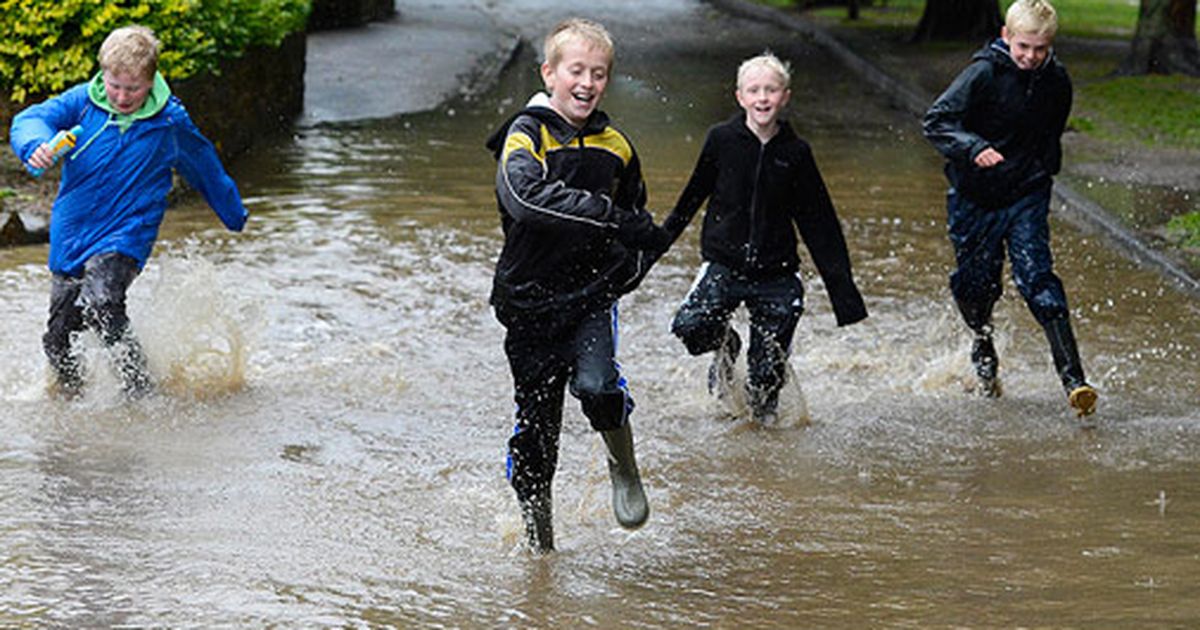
[[974, 147, 1004, 168], [27, 144, 55, 170], [616, 208, 671, 253]]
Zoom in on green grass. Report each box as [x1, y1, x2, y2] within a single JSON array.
[[1167, 211, 1200, 248], [1077, 75, 1200, 149], [806, 0, 1197, 40]]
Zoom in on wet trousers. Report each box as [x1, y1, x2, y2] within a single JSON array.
[[503, 303, 632, 504], [946, 184, 1070, 330], [44, 252, 150, 393], [671, 262, 805, 413]]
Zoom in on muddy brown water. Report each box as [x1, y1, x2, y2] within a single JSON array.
[[2, 1, 1198, 626]]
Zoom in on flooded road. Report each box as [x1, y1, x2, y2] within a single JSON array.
[[2, 1, 1199, 626]]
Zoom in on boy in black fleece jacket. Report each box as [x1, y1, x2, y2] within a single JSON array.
[[485, 18, 669, 553], [662, 52, 867, 425], [923, 0, 1097, 418]]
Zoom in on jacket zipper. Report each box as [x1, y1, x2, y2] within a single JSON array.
[[747, 142, 765, 267]]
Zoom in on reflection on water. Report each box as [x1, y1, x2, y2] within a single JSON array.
[[1, 1, 1199, 626]]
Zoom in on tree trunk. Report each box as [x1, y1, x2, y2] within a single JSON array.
[[1119, 0, 1200, 75], [911, 0, 1002, 42]]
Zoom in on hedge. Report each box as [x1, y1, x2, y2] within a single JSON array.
[[0, 0, 310, 102]]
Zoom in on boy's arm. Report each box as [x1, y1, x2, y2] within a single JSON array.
[[10, 84, 88, 164], [172, 105, 248, 232], [922, 61, 992, 164], [611, 146, 671, 252], [496, 118, 617, 230], [792, 145, 867, 327], [661, 132, 718, 242]]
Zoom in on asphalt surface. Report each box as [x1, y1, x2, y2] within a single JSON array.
[[302, 0, 519, 124]]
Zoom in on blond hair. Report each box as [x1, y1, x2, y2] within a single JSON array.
[[543, 18, 614, 70], [99, 25, 160, 80], [1006, 0, 1058, 37], [737, 52, 791, 90]]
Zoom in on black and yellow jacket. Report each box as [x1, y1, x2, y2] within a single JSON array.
[[485, 93, 654, 331]]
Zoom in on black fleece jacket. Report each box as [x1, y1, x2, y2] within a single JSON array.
[[485, 94, 655, 331], [923, 38, 1072, 208], [662, 114, 867, 327]]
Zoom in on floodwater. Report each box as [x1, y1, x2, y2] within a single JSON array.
[[2, 1, 1199, 627]]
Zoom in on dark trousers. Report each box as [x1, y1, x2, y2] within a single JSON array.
[[504, 304, 632, 503], [671, 262, 804, 413], [44, 252, 149, 392], [946, 184, 1070, 330]]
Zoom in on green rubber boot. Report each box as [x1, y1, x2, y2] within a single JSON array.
[[519, 489, 554, 553], [600, 423, 649, 530]]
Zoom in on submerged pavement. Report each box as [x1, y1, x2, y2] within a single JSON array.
[[302, 0, 519, 124]]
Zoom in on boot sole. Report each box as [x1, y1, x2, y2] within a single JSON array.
[[1069, 386, 1098, 418]]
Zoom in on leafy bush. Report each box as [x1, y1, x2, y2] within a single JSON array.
[[1167, 211, 1200, 249], [0, 0, 310, 102]]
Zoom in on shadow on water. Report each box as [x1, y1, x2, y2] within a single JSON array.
[[2, 2, 1200, 626]]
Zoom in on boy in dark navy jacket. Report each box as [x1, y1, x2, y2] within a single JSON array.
[[486, 18, 669, 553], [924, 0, 1097, 418], [662, 52, 868, 425]]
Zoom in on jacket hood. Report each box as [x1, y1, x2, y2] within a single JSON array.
[[973, 37, 1057, 73], [485, 92, 613, 159], [87, 71, 171, 131]]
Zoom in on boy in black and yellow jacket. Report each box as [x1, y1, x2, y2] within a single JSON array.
[[485, 18, 668, 553]]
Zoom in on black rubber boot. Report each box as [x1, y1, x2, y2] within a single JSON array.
[[707, 327, 741, 399], [114, 334, 154, 399], [47, 354, 85, 400], [970, 324, 1001, 398], [1043, 317, 1098, 417], [519, 488, 554, 553], [600, 423, 649, 530]]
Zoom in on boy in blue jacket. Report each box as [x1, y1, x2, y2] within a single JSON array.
[[662, 53, 867, 425], [485, 18, 669, 553], [923, 0, 1097, 417], [10, 25, 248, 399]]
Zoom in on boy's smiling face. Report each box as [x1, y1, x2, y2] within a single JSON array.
[[1001, 26, 1053, 71], [735, 65, 790, 132], [541, 38, 611, 128]]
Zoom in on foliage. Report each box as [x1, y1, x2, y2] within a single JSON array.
[[805, 0, 1200, 39], [1077, 75, 1200, 150], [0, 0, 310, 102], [1167, 211, 1200, 248]]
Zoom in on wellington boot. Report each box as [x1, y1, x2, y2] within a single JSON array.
[[1043, 318, 1097, 417], [707, 328, 741, 399], [600, 423, 649, 530], [519, 490, 554, 553], [970, 328, 1001, 398]]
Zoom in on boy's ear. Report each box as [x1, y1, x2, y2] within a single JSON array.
[[540, 61, 554, 88]]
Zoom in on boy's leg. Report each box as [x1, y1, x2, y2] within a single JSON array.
[[1006, 187, 1097, 416], [43, 274, 87, 397], [743, 272, 805, 423], [570, 304, 648, 530], [79, 253, 152, 397], [505, 329, 568, 552], [671, 263, 741, 396], [947, 190, 1007, 394]]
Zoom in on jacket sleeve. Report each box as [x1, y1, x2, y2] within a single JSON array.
[[792, 145, 867, 327], [923, 61, 992, 164], [661, 131, 718, 242], [172, 103, 248, 232], [9, 84, 89, 164], [495, 116, 617, 230], [1044, 71, 1072, 176]]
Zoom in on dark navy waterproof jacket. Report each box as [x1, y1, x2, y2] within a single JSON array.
[[923, 38, 1073, 208], [485, 93, 653, 330], [10, 80, 247, 276], [662, 114, 867, 327]]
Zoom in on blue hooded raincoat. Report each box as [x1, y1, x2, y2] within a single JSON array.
[[10, 73, 247, 276]]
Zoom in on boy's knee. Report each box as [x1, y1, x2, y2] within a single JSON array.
[[671, 315, 726, 356], [580, 390, 628, 432]]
